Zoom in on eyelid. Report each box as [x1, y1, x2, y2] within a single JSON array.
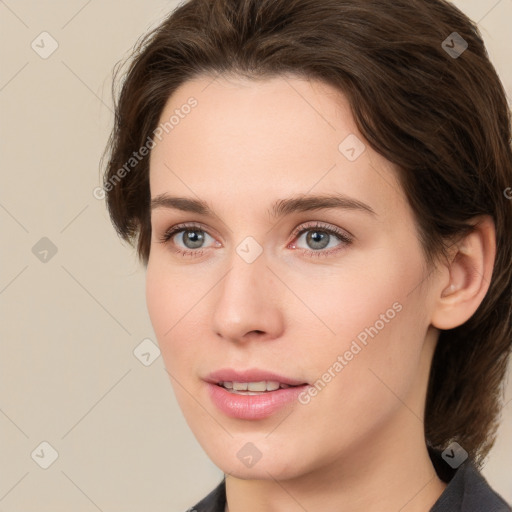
[[290, 221, 353, 243], [157, 220, 353, 257], [157, 222, 217, 245]]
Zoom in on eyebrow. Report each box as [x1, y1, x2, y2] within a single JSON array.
[[150, 193, 376, 218]]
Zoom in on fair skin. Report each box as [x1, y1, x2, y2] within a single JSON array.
[[145, 74, 495, 512]]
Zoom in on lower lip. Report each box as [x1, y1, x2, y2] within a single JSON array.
[[206, 382, 308, 420]]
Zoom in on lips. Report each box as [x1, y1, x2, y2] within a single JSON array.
[[204, 368, 308, 387], [203, 368, 309, 419], [218, 380, 294, 393]]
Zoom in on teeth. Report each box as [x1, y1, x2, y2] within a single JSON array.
[[261, 381, 280, 391], [219, 380, 286, 392], [247, 381, 279, 392]]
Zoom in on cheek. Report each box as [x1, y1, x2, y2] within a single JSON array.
[[291, 248, 422, 344], [145, 263, 167, 333], [314, 256, 429, 406], [145, 257, 195, 334], [145, 260, 211, 372], [293, 244, 429, 395], [145, 262, 181, 361]]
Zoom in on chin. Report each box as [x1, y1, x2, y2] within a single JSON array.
[[201, 437, 310, 481]]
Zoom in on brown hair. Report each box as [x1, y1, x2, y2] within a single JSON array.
[[102, 0, 512, 467]]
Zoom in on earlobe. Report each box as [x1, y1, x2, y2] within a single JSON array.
[[431, 216, 496, 330]]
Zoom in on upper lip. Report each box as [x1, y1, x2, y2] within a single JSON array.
[[204, 368, 308, 386]]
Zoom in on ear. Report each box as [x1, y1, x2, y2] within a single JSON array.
[[431, 215, 496, 330]]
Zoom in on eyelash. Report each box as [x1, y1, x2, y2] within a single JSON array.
[[157, 221, 353, 258]]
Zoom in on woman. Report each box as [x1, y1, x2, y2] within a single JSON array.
[[102, 0, 512, 510]]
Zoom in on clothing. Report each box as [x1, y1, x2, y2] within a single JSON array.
[[188, 448, 511, 512]]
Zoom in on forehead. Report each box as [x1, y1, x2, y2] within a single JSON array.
[[148, 74, 406, 220]]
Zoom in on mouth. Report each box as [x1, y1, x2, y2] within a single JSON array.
[[216, 380, 302, 395], [203, 368, 310, 419], [204, 368, 308, 391]]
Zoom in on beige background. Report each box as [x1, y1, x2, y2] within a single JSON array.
[[1, 0, 511, 510]]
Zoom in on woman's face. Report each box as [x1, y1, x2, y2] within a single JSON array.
[[146, 74, 440, 479]]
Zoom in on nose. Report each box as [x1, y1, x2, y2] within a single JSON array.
[[211, 249, 284, 343]]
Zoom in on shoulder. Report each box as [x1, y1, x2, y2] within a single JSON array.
[[185, 454, 512, 512], [429, 449, 511, 512], [186, 477, 226, 512]]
